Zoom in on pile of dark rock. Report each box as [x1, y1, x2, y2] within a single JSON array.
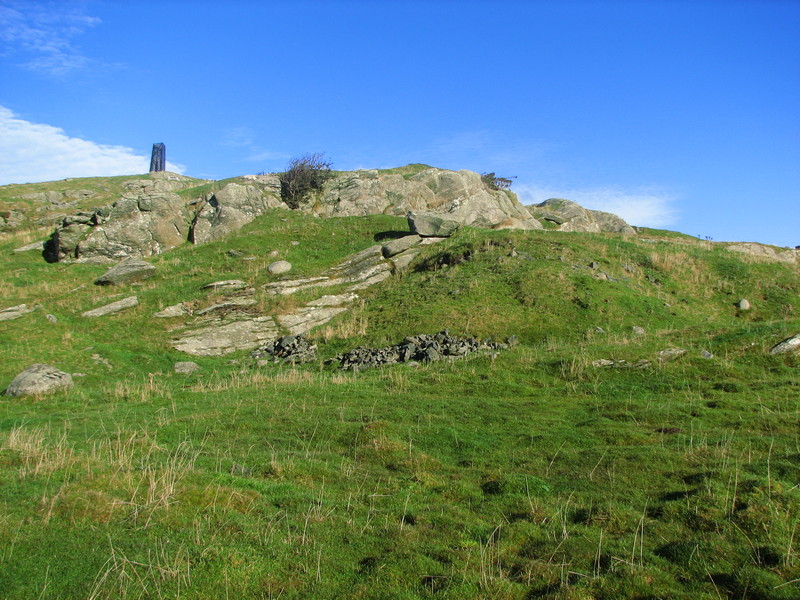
[[330, 330, 514, 371], [251, 334, 317, 364]]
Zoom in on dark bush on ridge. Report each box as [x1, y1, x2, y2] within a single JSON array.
[[279, 153, 334, 208]]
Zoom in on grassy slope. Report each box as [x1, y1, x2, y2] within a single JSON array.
[[0, 196, 798, 599]]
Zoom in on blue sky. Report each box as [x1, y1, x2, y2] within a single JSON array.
[[1, 0, 798, 247]]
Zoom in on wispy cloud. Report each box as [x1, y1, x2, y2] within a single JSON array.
[[0, 105, 183, 185], [423, 130, 550, 172], [220, 127, 289, 168], [516, 183, 679, 228], [0, 1, 99, 75]]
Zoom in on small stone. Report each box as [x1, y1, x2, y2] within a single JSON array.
[[4, 364, 74, 397], [268, 249, 280, 258], [655, 427, 683, 434], [701, 350, 714, 359], [174, 361, 200, 374], [91, 354, 112, 369], [657, 348, 687, 363], [227, 249, 244, 258], [736, 299, 751, 311], [201, 280, 247, 291], [592, 359, 616, 368], [230, 463, 253, 476], [45, 314, 58, 323], [153, 303, 189, 318], [268, 260, 292, 275], [291, 241, 300, 246], [632, 326, 646, 335]]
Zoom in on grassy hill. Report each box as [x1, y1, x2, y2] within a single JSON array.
[[0, 178, 798, 599]]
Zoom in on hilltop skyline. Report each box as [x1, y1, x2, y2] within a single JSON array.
[[0, 0, 798, 247]]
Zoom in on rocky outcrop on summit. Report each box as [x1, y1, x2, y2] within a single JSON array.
[[45, 172, 201, 263], [528, 199, 636, 235], [45, 174, 283, 263], [73, 192, 192, 262], [312, 168, 542, 230]]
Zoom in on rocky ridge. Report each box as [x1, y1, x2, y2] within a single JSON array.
[[40, 167, 549, 264]]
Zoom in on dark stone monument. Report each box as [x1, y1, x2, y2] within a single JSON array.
[[149, 143, 166, 173]]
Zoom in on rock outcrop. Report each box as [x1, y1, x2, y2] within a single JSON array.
[[45, 172, 202, 263], [75, 193, 192, 262], [190, 179, 283, 244], [724, 243, 797, 264], [312, 168, 542, 230], [528, 198, 636, 234], [44, 174, 283, 263]]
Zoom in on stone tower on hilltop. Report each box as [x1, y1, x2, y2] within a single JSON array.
[[149, 143, 165, 173]]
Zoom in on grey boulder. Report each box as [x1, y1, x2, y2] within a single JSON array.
[[4, 364, 74, 397], [267, 260, 292, 275], [408, 213, 461, 237], [94, 258, 156, 286]]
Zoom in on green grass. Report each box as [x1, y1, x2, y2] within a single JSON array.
[[0, 198, 798, 599]]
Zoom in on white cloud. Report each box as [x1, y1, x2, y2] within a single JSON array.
[[515, 183, 679, 228], [0, 106, 184, 185], [0, 1, 100, 75]]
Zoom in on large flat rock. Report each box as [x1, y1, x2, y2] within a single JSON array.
[[172, 317, 279, 356], [94, 258, 156, 285], [81, 296, 139, 318], [0, 304, 37, 322]]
